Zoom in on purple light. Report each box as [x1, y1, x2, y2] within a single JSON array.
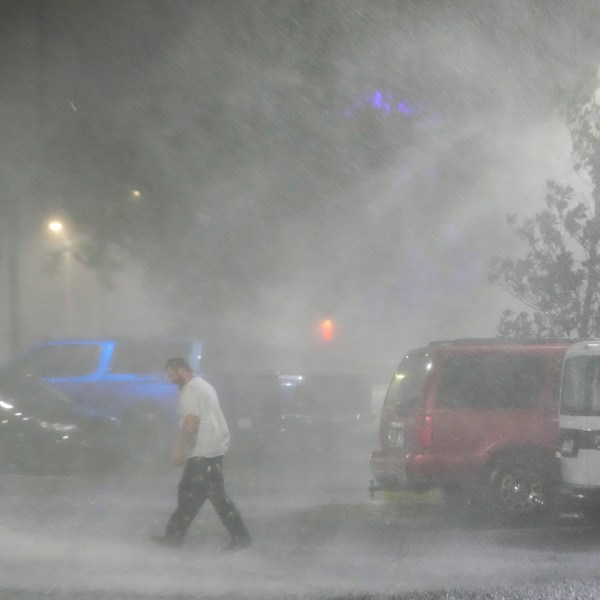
[[397, 102, 414, 115], [342, 89, 418, 119], [370, 91, 393, 114]]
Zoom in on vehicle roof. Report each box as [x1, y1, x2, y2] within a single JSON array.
[[429, 337, 577, 347], [404, 337, 577, 356], [565, 339, 600, 357]]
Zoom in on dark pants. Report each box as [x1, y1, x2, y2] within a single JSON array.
[[165, 455, 250, 544]]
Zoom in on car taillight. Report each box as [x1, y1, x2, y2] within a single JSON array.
[[417, 414, 433, 450]]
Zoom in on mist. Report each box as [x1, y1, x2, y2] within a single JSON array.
[[2, 1, 600, 598], [1, 1, 598, 367]]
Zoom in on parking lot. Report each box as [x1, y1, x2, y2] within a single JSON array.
[[1, 422, 600, 600]]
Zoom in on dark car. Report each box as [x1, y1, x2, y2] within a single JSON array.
[[0, 374, 123, 474]]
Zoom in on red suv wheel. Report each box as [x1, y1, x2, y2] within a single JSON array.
[[488, 456, 551, 522]]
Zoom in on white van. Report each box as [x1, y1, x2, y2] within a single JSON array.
[[558, 340, 600, 500]]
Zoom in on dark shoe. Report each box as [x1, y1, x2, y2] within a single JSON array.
[[150, 534, 183, 548], [223, 535, 252, 552]]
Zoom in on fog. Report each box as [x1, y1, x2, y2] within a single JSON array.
[[3, 1, 600, 597], [2, 1, 599, 367]]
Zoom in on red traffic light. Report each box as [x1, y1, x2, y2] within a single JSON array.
[[319, 319, 335, 342]]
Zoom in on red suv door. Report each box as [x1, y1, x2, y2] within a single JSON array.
[[428, 348, 555, 483]]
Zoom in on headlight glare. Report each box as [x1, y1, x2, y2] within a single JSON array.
[[39, 421, 79, 433]]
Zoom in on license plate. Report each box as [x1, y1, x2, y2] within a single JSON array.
[[388, 422, 404, 448]]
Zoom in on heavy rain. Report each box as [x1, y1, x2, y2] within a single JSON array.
[[3, 1, 600, 599]]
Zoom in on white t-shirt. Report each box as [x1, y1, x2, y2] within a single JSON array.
[[178, 376, 230, 458]]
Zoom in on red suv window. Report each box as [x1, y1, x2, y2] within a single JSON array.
[[383, 353, 430, 415], [436, 352, 546, 409]]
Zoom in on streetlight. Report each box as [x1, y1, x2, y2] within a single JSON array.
[[47, 219, 73, 336], [47, 220, 64, 234]]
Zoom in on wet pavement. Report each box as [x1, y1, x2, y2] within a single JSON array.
[[1, 429, 600, 599]]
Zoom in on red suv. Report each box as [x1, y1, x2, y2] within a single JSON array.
[[369, 338, 573, 522]]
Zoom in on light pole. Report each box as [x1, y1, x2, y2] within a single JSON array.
[[47, 220, 73, 336], [6, 206, 21, 355]]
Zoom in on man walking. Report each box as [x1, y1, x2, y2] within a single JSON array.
[[151, 357, 251, 550]]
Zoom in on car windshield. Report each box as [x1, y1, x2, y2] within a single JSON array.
[[0, 374, 74, 420], [382, 353, 431, 415], [561, 355, 600, 416]]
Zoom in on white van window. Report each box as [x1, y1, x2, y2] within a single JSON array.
[[437, 353, 545, 408], [383, 354, 430, 414], [561, 356, 600, 416]]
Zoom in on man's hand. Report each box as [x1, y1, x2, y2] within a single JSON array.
[[172, 414, 199, 467], [172, 447, 185, 467]]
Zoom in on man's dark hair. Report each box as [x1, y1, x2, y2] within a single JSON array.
[[165, 357, 193, 372]]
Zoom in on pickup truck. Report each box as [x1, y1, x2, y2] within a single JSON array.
[[2, 337, 205, 465]]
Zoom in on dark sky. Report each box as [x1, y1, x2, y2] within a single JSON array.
[[2, 1, 600, 369]]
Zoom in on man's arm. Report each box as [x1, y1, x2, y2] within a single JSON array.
[[172, 414, 200, 466]]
